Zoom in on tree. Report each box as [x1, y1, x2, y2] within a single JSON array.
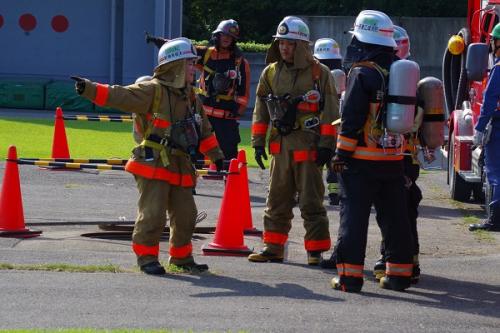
[[183, 0, 467, 43]]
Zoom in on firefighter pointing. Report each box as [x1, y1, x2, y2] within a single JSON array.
[[249, 16, 339, 265], [72, 38, 224, 275], [330, 10, 414, 292]]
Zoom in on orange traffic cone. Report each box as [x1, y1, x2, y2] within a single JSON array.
[[0, 146, 42, 238], [237, 150, 262, 236], [51, 107, 70, 158], [202, 158, 252, 256]]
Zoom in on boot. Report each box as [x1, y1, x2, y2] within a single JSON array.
[[411, 255, 420, 284], [307, 251, 322, 266], [248, 249, 284, 263], [379, 276, 411, 291], [331, 276, 363, 293], [140, 261, 166, 275], [329, 193, 340, 206], [170, 261, 209, 273], [373, 257, 386, 281], [319, 252, 337, 269], [469, 204, 500, 231]]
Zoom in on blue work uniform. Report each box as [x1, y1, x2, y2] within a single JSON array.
[[476, 58, 500, 209]]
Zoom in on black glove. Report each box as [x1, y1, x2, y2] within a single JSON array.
[[331, 154, 347, 173], [316, 147, 333, 167], [70, 76, 86, 95], [214, 159, 224, 172], [254, 146, 268, 170]]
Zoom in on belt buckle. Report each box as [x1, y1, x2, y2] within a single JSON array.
[[304, 116, 320, 129]]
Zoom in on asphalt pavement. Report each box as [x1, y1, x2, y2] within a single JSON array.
[[1, 159, 500, 331]]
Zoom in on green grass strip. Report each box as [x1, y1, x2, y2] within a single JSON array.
[[0, 262, 124, 273], [0, 117, 268, 168]]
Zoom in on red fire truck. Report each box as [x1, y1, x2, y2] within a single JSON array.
[[443, 0, 498, 214]]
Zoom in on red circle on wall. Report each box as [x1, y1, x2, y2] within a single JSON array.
[[51, 15, 69, 32], [19, 13, 37, 32], [0, 15, 4, 29]]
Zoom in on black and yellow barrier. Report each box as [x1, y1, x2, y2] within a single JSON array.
[[11, 159, 125, 171], [20, 158, 128, 165], [63, 115, 133, 122]]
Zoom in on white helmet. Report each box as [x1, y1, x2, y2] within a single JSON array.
[[393, 25, 410, 59], [273, 16, 310, 42], [349, 10, 396, 48], [156, 37, 198, 69], [313, 38, 342, 60]]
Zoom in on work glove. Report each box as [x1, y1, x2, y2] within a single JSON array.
[[214, 159, 224, 172], [473, 130, 484, 146], [316, 147, 333, 168], [254, 146, 268, 170], [331, 154, 347, 173], [70, 76, 86, 95]]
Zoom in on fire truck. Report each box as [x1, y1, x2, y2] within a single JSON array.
[[443, 0, 498, 214]]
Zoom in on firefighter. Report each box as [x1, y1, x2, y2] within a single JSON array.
[[313, 38, 343, 206], [373, 25, 423, 284], [72, 37, 224, 275], [146, 20, 250, 163], [469, 23, 500, 232], [330, 10, 414, 292], [248, 16, 339, 265]]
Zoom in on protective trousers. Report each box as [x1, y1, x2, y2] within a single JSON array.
[[379, 155, 422, 256], [208, 117, 240, 162], [263, 149, 330, 254], [485, 123, 500, 220], [335, 159, 413, 286], [132, 176, 197, 267]]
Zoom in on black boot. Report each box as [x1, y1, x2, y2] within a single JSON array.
[[248, 249, 284, 263], [171, 261, 209, 273], [140, 261, 166, 275], [329, 193, 340, 206], [319, 252, 337, 269], [373, 258, 386, 281], [307, 251, 323, 266], [331, 276, 363, 292], [469, 205, 500, 231]]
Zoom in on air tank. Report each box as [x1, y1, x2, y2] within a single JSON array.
[[385, 59, 420, 133], [331, 69, 346, 96], [417, 76, 445, 148]]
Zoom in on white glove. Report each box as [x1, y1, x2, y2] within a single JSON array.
[[473, 131, 484, 146]]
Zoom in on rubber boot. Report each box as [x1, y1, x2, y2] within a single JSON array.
[[248, 249, 284, 263], [379, 276, 411, 291], [331, 276, 363, 292], [328, 193, 340, 206], [319, 252, 337, 269], [140, 261, 166, 275], [170, 261, 209, 273], [469, 204, 500, 231], [373, 257, 386, 281], [411, 255, 420, 285], [307, 251, 323, 266]]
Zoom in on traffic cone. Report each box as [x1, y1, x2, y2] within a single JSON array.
[[0, 146, 42, 238], [202, 158, 253, 256], [51, 107, 70, 158], [237, 150, 262, 236]]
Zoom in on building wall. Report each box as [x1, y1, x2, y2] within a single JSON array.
[[0, 0, 182, 84]]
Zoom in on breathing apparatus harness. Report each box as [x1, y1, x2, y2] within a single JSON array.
[[262, 60, 323, 136]]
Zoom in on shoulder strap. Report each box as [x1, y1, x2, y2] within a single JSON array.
[[203, 47, 214, 65]]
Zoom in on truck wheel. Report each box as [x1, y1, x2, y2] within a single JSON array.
[[448, 136, 472, 201]]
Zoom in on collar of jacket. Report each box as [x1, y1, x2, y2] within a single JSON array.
[[265, 39, 314, 70]]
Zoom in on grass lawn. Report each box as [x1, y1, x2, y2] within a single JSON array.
[[0, 117, 268, 168]]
